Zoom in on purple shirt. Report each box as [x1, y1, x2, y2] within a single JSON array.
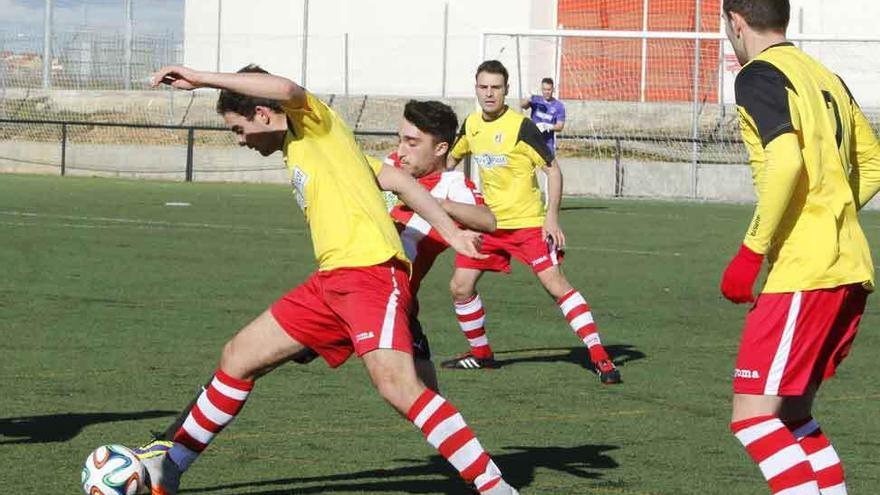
[[527, 95, 566, 151]]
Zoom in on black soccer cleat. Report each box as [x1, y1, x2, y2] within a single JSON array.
[[593, 359, 622, 384], [440, 352, 499, 370]]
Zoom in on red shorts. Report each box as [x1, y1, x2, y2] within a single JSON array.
[[733, 283, 867, 396], [454, 226, 563, 274], [270, 259, 413, 368]]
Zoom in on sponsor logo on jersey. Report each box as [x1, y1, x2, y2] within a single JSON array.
[[291, 166, 309, 211], [472, 153, 508, 169], [734, 368, 761, 379]]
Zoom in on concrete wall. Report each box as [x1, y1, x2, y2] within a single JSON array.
[[14, 139, 880, 209]]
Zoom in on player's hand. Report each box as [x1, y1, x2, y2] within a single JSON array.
[[720, 244, 764, 304], [449, 229, 488, 259], [150, 65, 204, 90], [542, 217, 566, 250]]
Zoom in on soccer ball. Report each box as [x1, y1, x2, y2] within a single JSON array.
[[81, 444, 145, 495]]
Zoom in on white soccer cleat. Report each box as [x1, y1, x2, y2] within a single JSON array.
[[133, 440, 182, 495]]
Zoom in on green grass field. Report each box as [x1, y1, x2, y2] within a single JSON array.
[[1, 174, 878, 494]]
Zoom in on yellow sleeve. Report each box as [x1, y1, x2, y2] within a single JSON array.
[[743, 132, 804, 254], [281, 92, 331, 136], [364, 154, 384, 176], [450, 119, 470, 159], [849, 105, 880, 209]]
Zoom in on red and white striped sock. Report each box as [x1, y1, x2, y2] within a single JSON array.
[[169, 369, 253, 471], [785, 418, 847, 495], [731, 415, 821, 494], [407, 389, 503, 492], [557, 289, 609, 362], [454, 294, 494, 359]]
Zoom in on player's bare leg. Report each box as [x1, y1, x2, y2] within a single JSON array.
[[536, 266, 620, 384], [362, 349, 517, 493], [444, 268, 499, 369], [136, 310, 307, 495], [414, 357, 440, 392], [732, 386, 846, 495]]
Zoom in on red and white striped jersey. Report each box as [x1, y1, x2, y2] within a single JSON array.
[[385, 152, 483, 294]]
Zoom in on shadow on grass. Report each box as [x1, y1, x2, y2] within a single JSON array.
[[487, 344, 646, 370], [185, 443, 619, 494], [0, 410, 176, 445]]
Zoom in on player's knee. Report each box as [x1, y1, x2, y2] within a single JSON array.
[[219, 339, 239, 368], [538, 269, 572, 298], [218, 339, 258, 381], [371, 368, 423, 411], [449, 277, 475, 301]]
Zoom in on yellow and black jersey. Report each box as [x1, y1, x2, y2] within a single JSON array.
[[736, 42, 880, 293], [450, 107, 555, 229]]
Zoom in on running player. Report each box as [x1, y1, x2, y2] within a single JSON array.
[[443, 60, 621, 384], [134, 64, 520, 495], [721, 2, 880, 494]]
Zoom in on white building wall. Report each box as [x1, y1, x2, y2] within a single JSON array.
[[184, 0, 558, 97], [184, 0, 879, 104]]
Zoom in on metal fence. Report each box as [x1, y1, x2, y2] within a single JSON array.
[[0, 31, 182, 91]]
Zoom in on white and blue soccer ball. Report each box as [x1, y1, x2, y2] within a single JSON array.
[[81, 444, 145, 495]]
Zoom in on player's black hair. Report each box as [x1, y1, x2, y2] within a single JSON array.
[[215, 64, 284, 118], [476, 60, 509, 86], [723, 0, 790, 31], [541, 77, 554, 86], [404, 100, 458, 154]]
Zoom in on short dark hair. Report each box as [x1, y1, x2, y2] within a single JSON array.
[[476, 60, 509, 86], [215, 64, 284, 118], [541, 77, 554, 86], [404, 100, 458, 154], [723, 0, 790, 31]]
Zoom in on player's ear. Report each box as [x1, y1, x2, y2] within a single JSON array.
[[730, 11, 746, 39], [434, 141, 449, 158], [504, 84, 509, 96], [254, 105, 275, 126]]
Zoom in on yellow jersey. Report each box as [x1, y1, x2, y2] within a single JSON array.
[[450, 107, 555, 229], [736, 43, 880, 293], [282, 92, 408, 271]]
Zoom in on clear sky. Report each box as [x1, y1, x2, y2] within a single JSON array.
[[0, 0, 184, 38]]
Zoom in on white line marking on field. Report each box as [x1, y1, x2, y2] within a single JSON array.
[[1, 210, 684, 256], [565, 245, 682, 257], [0, 210, 304, 235]]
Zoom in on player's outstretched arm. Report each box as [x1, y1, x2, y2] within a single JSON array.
[[543, 159, 566, 248], [849, 105, 880, 209], [441, 201, 496, 233], [376, 164, 487, 259], [150, 65, 306, 109]]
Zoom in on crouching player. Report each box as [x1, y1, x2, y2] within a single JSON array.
[[134, 64, 520, 495]]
